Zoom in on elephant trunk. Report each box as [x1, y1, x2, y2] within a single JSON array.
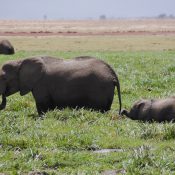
[[121, 109, 130, 118], [0, 94, 6, 110]]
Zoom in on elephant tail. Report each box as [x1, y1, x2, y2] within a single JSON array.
[[0, 94, 6, 110], [100, 60, 122, 115], [113, 75, 122, 115]]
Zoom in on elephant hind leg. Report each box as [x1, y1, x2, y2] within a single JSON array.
[[95, 87, 114, 113], [100, 101, 113, 112], [35, 98, 55, 116], [87, 97, 113, 113]]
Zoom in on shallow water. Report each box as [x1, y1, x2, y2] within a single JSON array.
[[93, 148, 123, 153]]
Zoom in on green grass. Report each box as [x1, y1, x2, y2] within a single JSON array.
[[0, 48, 175, 174]]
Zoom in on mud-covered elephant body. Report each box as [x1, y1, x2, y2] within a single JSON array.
[[0, 40, 15, 55], [0, 56, 122, 115], [121, 97, 175, 122]]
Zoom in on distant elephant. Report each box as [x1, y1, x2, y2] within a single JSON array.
[[121, 97, 175, 122], [0, 40, 15, 55], [0, 56, 122, 116]]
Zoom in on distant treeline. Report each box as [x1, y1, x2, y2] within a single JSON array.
[[98, 13, 175, 20], [157, 13, 175, 19]]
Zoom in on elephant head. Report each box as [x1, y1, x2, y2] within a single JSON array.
[[0, 40, 15, 55], [121, 100, 147, 120], [0, 57, 46, 110]]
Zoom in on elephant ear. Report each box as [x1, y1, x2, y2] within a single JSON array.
[[136, 100, 145, 112], [137, 101, 144, 108], [19, 57, 46, 96], [131, 100, 145, 119]]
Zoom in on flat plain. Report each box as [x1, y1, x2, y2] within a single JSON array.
[[0, 19, 175, 174]]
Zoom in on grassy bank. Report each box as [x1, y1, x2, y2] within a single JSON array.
[[0, 36, 175, 174]]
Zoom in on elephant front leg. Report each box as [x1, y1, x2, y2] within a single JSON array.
[[36, 101, 49, 117], [32, 89, 54, 117], [35, 98, 55, 117]]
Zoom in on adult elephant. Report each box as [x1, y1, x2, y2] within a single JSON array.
[[0, 40, 15, 55], [0, 56, 122, 115]]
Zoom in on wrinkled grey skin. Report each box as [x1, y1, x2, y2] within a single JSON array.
[[0, 56, 122, 116], [121, 97, 175, 122], [0, 40, 15, 55]]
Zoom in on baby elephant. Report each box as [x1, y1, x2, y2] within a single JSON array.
[[121, 96, 175, 122]]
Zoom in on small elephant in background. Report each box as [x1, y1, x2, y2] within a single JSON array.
[[0, 56, 122, 116], [121, 96, 175, 122], [0, 40, 15, 55]]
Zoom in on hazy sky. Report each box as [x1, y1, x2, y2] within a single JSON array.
[[0, 0, 175, 20]]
